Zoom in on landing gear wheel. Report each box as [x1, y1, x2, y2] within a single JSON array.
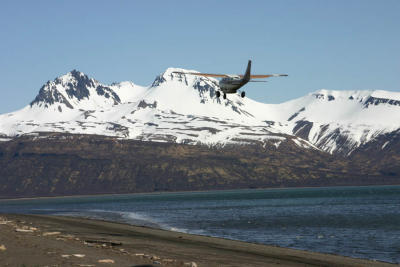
[[216, 91, 221, 98], [223, 93, 227, 99], [241, 91, 245, 98]]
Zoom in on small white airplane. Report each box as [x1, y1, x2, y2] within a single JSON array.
[[173, 60, 287, 99]]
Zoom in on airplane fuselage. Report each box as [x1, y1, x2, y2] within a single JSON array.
[[219, 76, 248, 93]]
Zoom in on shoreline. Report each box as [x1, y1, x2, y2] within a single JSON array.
[[1, 183, 399, 201], [0, 214, 396, 266]]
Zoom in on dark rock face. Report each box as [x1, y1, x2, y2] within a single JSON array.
[[64, 70, 93, 100], [193, 78, 219, 101], [137, 100, 157, 109], [288, 107, 306, 121], [151, 75, 166, 87], [313, 93, 325, 99], [292, 120, 313, 139], [363, 96, 400, 108], [317, 128, 357, 154], [30, 83, 74, 109], [171, 72, 189, 85], [96, 85, 121, 105], [313, 94, 335, 101], [0, 133, 398, 198], [106, 123, 129, 137]]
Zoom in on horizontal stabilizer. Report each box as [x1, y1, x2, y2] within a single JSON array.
[[240, 74, 288, 79]]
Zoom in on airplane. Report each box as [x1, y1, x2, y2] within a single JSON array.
[[172, 60, 287, 99]]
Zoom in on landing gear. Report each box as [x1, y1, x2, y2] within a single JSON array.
[[216, 90, 227, 100], [241, 91, 245, 98]]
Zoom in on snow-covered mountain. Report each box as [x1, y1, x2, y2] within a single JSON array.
[[1, 69, 400, 155]]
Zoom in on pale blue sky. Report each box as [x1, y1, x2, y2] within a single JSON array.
[[0, 0, 399, 113]]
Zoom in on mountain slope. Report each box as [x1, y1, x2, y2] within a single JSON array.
[[1, 132, 398, 198]]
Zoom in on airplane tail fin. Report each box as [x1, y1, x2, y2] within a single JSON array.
[[243, 60, 251, 82]]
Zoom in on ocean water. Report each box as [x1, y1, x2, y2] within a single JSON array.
[[1, 186, 400, 264]]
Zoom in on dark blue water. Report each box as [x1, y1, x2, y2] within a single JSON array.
[[1, 186, 400, 263]]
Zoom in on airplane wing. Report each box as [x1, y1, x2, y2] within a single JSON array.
[[173, 72, 288, 78], [240, 74, 288, 78], [172, 71, 228, 78]]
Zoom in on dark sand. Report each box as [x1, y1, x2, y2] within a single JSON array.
[[0, 214, 395, 267]]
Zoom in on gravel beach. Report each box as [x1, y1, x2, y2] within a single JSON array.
[[0, 214, 395, 267]]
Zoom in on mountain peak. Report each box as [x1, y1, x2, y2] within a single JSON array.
[[150, 67, 220, 99], [30, 70, 120, 110], [70, 69, 83, 76], [151, 67, 185, 87], [56, 69, 92, 86], [141, 67, 256, 119], [151, 67, 214, 88]]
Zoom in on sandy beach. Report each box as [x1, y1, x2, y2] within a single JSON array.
[[0, 214, 395, 267]]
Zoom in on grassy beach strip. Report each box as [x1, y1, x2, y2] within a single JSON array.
[[0, 214, 394, 267]]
